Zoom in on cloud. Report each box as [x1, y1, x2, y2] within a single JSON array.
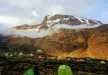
[[0, 16, 37, 25], [0, 16, 39, 36], [0, 0, 99, 19], [0, 16, 20, 25], [47, 5, 64, 15], [32, 11, 39, 17]]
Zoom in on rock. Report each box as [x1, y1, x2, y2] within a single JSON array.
[[87, 25, 108, 60]]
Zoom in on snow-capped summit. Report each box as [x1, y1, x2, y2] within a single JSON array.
[[46, 14, 103, 26], [11, 14, 103, 32]]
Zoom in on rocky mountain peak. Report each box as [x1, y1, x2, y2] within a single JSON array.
[[46, 14, 103, 25], [12, 14, 103, 32]]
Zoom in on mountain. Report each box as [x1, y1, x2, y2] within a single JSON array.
[[1, 14, 108, 60], [8, 28, 108, 60], [11, 14, 103, 31]]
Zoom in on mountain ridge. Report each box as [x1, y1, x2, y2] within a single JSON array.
[[12, 14, 103, 32]]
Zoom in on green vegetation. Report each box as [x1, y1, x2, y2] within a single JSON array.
[[58, 65, 73, 75], [24, 68, 35, 75]]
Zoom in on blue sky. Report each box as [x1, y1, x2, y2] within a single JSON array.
[[83, 0, 108, 23], [0, 0, 108, 25]]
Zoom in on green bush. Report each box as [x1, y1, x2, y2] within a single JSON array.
[[24, 68, 35, 75], [58, 65, 73, 75]]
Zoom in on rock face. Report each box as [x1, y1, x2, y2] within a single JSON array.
[[6, 14, 108, 60], [88, 25, 108, 59], [7, 24, 108, 60]]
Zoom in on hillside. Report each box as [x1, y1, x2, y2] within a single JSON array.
[[7, 24, 108, 60]]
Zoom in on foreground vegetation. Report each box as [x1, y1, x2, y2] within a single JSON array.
[[0, 56, 108, 75]]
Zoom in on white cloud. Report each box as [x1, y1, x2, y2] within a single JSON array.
[[47, 5, 64, 15], [0, 16, 19, 25], [32, 11, 39, 17], [0, 16, 37, 26], [0, 0, 98, 18]]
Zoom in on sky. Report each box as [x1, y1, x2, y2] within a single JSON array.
[[0, 0, 108, 25]]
